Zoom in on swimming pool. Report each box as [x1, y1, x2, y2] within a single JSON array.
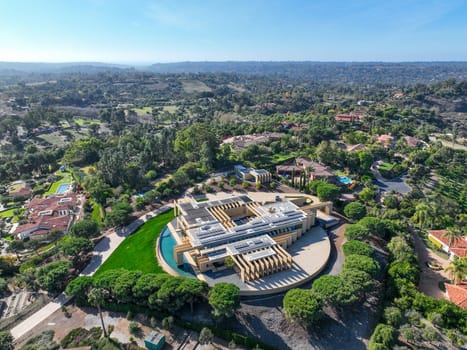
[[56, 183, 70, 194], [337, 176, 352, 185], [159, 227, 196, 278]]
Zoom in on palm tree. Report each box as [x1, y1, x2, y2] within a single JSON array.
[[445, 257, 467, 285], [411, 203, 434, 229], [88, 288, 108, 337], [442, 227, 464, 248]]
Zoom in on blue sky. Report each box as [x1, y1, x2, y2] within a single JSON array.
[[1, 0, 467, 63]]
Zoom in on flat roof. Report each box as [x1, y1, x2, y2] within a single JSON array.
[[183, 197, 306, 249], [245, 247, 276, 262]]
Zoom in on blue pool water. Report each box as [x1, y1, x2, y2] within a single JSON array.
[[159, 227, 195, 278], [337, 176, 352, 185], [56, 183, 70, 194]]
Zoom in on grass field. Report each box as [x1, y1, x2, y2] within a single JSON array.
[[134, 105, 177, 116], [37, 132, 67, 147], [182, 80, 212, 93], [73, 118, 102, 126], [378, 162, 394, 171], [94, 210, 174, 276], [134, 106, 153, 115]]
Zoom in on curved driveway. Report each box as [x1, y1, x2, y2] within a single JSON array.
[[371, 167, 411, 194]]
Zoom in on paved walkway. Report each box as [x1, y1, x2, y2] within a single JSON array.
[[11, 205, 173, 341]]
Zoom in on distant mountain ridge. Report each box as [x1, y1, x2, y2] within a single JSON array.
[[1, 61, 467, 85], [0, 61, 131, 73], [147, 61, 467, 84]]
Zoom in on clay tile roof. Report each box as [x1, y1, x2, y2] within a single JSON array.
[[428, 230, 467, 258], [445, 283, 467, 309]]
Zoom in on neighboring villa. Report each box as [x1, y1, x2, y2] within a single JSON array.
[[335, 142, 368, 152], [171, 195, 332, 283], [445, 283, 467, 309], [14, 194, 80, 240], [404, 135, 421, 148], [376, 134, 395, 148], [295, 157, 335, 180], [428, 229, 467, 260], [234, 165, 271, 185], [335, 111, 366, 123], [222, 132, 283, 151], [7, 181, 32, 199]]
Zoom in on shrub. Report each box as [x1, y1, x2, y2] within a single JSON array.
[[342, 240, 374, 257], [383, 306, 403, 327], [369, 324, 397, 350], [129, 321, 140, 334], [60, 327, 102, 348], [20, 330, 59, 350]]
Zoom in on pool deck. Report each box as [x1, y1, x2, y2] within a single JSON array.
[[158, 222, 331, 296]]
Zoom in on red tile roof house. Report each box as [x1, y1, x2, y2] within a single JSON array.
[[295, 157, 335, 181], [445, 283, 467, 309], [335, 112, 366, 123], [14, 194, 80, 240], [427, 229, 467, 260], [376, 134, 395, 148], [404, 136, 420, 148]]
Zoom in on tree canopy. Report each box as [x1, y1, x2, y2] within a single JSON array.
[[208, 282, 240, 319], [283, 289, 323, 325]]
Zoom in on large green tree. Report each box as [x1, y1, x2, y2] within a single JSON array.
[[69, 219, 100, 238], [0, 331, 13, 350], [316, 183, 341, 202], [208, 283, 240, 319], [65, 276, 93, 305], [36, 260, 72, 293], [343, 254, 380, 277], [312, 275, 358, 306], [344, 202, 367, 221], [283, 289, 323, 326]]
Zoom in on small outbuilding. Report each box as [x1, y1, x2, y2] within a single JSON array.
[[145, 331, 166, 350]]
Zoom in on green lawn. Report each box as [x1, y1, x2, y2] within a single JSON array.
[[378, 162, 394, 171], [0, 208, 17, 218], [271, 151, 300, 165], [94, 210, 174, 276], [0, 207, 24, 222], [44, 171, 73, 195]]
